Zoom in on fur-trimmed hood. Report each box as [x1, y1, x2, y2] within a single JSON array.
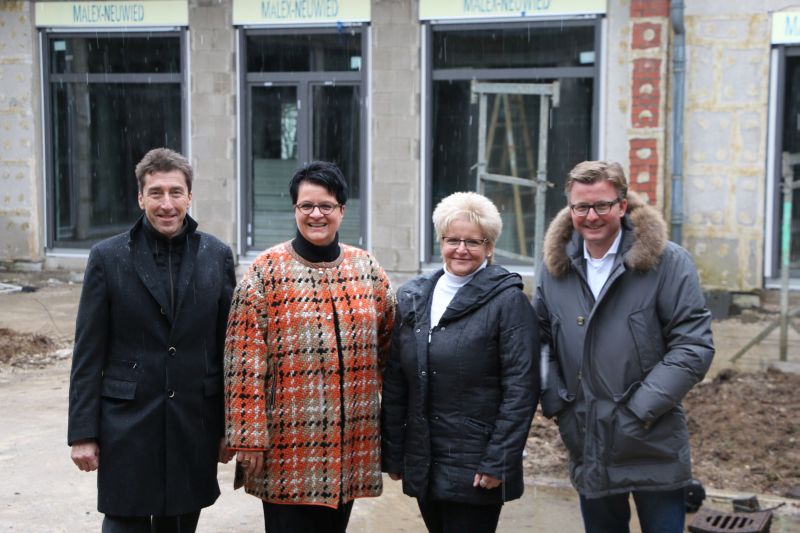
[[542, 191, 667, 277]]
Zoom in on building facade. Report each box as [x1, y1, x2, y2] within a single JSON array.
[[0, 0, 798, 292]]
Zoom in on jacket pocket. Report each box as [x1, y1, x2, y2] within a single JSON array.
[[541, 319, 573, 418], [464, 417, 493, 435], [102, 358, 138, 380], [100, 377, 137, 400], [628, 310, 663, 373], [555, 403, 584, 459], [610, 403, 685, 464], [461, 417, 493, 453]]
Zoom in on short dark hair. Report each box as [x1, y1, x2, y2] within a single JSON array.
[[289, 161, 348, 205], [135, 148, 193, 192], [564, 160, 628, 200]]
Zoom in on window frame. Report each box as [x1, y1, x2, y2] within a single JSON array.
[[237, 25, 369, 257], [41, 28, 188, 251], [421, 18, 602, 266], [765, 44, 800, 283]]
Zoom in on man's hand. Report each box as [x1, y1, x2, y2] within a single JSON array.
[[218, 438, 235, 464], [236, 450, 265, 476], [71, 440, 99, 472], [387, 472, 402, 481], [473, 472, 501, 490]]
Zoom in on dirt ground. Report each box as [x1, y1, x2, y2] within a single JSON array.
[[2, 303, 797, 500], [1, 269, 800, 532], [524, 369, 800, 499]]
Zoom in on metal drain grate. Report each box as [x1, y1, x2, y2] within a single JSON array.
[[688, 508, 772, 533]]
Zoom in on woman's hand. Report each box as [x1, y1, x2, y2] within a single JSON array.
[[237, 450, 265, 476], [388, 472, 402, 481], [473, 472, 501, 490]]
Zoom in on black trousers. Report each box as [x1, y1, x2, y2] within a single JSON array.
[[101, 510, 200, 533], [417, 498, 502, 533], [262, 501, 354, 533]]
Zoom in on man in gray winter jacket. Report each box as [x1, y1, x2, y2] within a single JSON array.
[[533, 160, 714, 533]]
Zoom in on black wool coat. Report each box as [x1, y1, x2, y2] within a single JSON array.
[[67, 215, 236, 516], [381, 265, 540, 505]]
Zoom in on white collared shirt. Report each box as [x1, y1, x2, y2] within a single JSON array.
[[584, 230, 622, 300]]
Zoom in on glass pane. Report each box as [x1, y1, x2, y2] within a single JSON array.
[[782, 56, 800, 272], [52, 82, 182, 246], [50, 35, 180, 74], [251, 86, 298, 251], [247, 33, 362, 72], [433, 25, 595, 70], [312, 85, 361, 246], [430, 78, 593, 261], [483, 180, 536, 259]]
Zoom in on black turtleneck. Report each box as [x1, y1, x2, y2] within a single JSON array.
[[142, 217, 188, 319], [291, 229, 340, 263]]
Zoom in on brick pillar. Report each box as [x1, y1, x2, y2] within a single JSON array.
[[627, 0, 669, 206]]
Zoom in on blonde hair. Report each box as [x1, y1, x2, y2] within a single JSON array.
[[565, 160, 628, 199], [432, 192, 503, 245]]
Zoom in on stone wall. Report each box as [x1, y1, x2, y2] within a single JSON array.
[[188, 0, 236, 248], [0, 1, 40, 265], [627, 0, 669, 207], [370, 0, 420, 274], [682, 2, 775, 289]]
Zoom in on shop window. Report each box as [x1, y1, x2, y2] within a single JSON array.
[[426, 22, 598, 263], [45, 33, 183, 248], [242, 29, 365, 252], [779, 50, 800, 274]]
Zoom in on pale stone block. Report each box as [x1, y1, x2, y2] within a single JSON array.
[[735, 177, 760, 227], [693, 18, 756, 42], [687, 46, 715, 106], [191, 50, 234, 74], [191, 93, 231, 118], [686, 112, 734, 164], [372, 0, 412, 23], [685, 172, 728, 226], [720, 49, 768, 105]]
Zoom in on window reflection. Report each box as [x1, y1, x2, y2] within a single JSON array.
[[782, 56, 800, 271], [50, 35, 180, 74], [429, 24, 595, 261], [48, 34, 182, 247], [247, 33, 361, 72]]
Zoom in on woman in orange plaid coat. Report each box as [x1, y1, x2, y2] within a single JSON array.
[[223, 161, 395, 532]]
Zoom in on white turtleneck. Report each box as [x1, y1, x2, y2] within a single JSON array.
[[430, 261, 488, 327]]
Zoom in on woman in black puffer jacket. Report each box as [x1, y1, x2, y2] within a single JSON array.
[[381, 192, 540, 533]]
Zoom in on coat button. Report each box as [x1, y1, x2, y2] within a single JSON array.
[[160, 307, 166, 316], [421, 371, 427, 376], [167, 389, 175, 398], [131, 362, 138, 369], [168, 346, 177, 356], [577, 316, 585, 326], [416, 328, 421, 333]]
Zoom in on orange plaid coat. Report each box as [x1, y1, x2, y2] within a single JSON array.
[[224, 242, 395, 507]]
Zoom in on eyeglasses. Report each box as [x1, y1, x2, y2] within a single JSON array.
[[441, 237, 488, 250], [294, 202, 341, 215], [569, 199, 621, 217]]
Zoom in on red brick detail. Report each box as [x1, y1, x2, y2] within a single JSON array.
[[631, 58, 661, 128], [630, 0, 669, 18], [629, 138, 658, 201], [632, 22, 662, 49]]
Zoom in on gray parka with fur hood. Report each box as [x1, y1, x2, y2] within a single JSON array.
[[533, 192, 714, 498]]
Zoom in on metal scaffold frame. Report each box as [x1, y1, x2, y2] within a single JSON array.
[[471, 80, 560, 282]]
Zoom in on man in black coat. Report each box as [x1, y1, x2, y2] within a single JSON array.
[[68, 148, 236, 532]]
